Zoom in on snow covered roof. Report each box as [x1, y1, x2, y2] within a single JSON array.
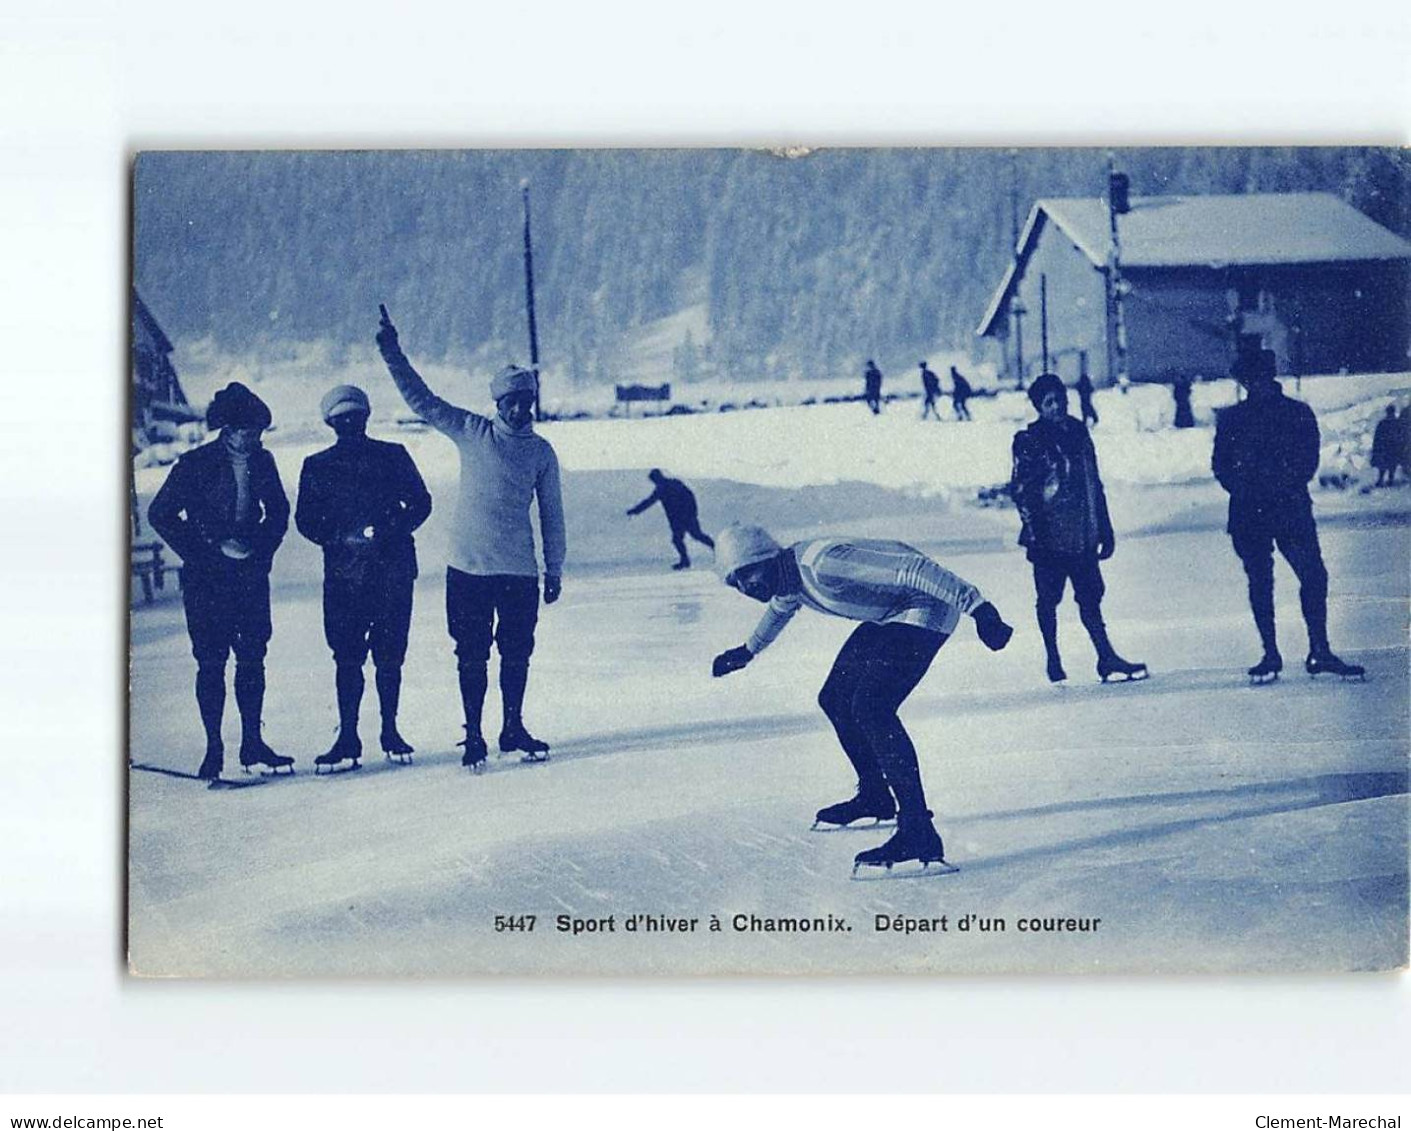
[[977, 192, 1411, 337]]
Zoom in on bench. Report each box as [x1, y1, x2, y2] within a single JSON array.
[[131, 540, 178, 604]]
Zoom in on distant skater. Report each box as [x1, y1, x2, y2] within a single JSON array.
[[296, 384, 432, 771], [1371, 404, 1399, 487], [626, 469, 715, 570], [377, 305, 566, 768], [1172, 373, 1195, 429], [863, 359, 883, 415], [949, 366, 973, 421], [1213, 349, 1363, 683], [1011, 373, 1146, 685], [709, 523, 1014, 874], [1075, 369, 1099, 427], [147, 382, 293, 779], [919, 362, 942, 421]]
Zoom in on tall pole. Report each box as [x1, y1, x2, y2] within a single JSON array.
[[1106, 153, 1131, 388], [1040, 273, 1050, 375], [1010, 150, 1025, 389], [521, 179, 542, 421]]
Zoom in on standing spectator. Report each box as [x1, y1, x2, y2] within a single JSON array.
[[626, 469, 715, 570], [709, 524, 1013, 874], [1370, 404, 1399, 487], [376, 305, 566, 768], [147, 382, 293, 779], [1011, 373, 1147, 685], [1075, 368, 1099, 427], [949, 366, 974, 421], [919, 361, 942, 421], [863, 359, 883, 415], [1213, 349, 1363, 682], [1399, 406, 1411, 482], [1172, 373, 1195, 429], [296, 384, 433, 771]]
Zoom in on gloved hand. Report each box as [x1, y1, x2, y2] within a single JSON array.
[[711, 645, 753, 678], [1097, 527, 1116, 561], [971, 601, 1014, 652], [376, 303, 401, 358], [543, 574, 562, 605]]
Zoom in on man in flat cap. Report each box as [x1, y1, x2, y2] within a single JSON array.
[[296, 384, 432, 770], [148, 381, 293, 779], [376, 306, 566, 770]]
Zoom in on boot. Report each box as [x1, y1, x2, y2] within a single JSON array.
[[197, 738, 224, 781], [853, 810, 949, 872], [1305, 650, 1366, 680], [1046, 655, 1068, 684], [315, 731, 362, 773], [813, 783, 896, 829], [239, 735, 294, 774], [1248, 649, 1283, 685], [1097, 652, 1149, 683], [376, 667, 413, 760], [500, 660, 550, 761], [459, 729, 489, 773]]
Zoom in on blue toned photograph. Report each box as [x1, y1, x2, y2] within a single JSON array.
[[128, 148, 1409, 976]]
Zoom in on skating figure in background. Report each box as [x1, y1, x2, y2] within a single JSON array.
[[626, 469, 715, 570], [376, 305, 566, 769], [296, 385, 432, 772], [1371, 404, 1399, 487], [949, 366, 974, 421], [1011, 373, 1147, 685], [148, 382, 293, 779], [709, 524, 1013, 875], [1213, 349, 1364, 683], [919, 362, 942, 421], [1075, 368, 1099, 428], [1172, 373, 1195, 429], [863, 359, 883, 415]]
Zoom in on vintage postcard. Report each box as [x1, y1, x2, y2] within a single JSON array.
[[127, 148, 1409, 976]]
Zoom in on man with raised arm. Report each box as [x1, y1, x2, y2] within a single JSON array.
[[376, 305, 566, 769], [710, 524, 1013, 874]]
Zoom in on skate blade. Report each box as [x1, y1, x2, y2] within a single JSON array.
[[811, 817, 897, 832], [851, 858, 959, 880], [520, 751, 550, 764], [315, 761, 361, 776], [1099, 668, 1149, 684], [465, 761, 488, 775], [384, 752, 414, 765], [1249, 672, 1280, 686]]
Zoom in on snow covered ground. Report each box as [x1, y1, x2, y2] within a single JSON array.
[[127, 377, 1410, 977]]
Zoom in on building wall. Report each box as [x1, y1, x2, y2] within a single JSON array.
[[1123, 268, 1235, 382], [1010, 218, 1109, 385], [1268, 261, 1409, 375]]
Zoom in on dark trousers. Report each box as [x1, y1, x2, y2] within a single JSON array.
[[446, 567, 540, 737], [1230, 512, 1329, 656], [324, 569, 415, 735], [817, 622, 945, 819], [669, 521, 714, 564], [181, 562, 273, 748], [1031, 553, 1113, 662]]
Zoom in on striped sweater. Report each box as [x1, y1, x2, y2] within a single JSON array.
[[745, 538, 984, 655]]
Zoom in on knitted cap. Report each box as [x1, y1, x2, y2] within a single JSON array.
[[319, 383, 371, 423], [491, 365, 537, 401], [714, 524, 783, 581], [207, 382, 272, 431]]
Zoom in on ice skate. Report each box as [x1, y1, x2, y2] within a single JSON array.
[[671, 559, 690, 571], [812, 787, 896, 830], [196, 741, 224, 781], [315, 733, 363, 774], [1097, 652, 1148, 683], [380, 725, 414, 765], [459, 731, 489, 773], [499, 723, 550, 762], [1305, 651, 1366, 681], [239, 737, 294, 775], [1248, 650, 1283, 685], [852, 811, 957, 876], [1046, 657, 1068, 684]]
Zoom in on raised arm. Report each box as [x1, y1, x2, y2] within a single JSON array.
[[375, 304, 468, 436], [626, 489, 660, 516], [537, 446, 567, 582]]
